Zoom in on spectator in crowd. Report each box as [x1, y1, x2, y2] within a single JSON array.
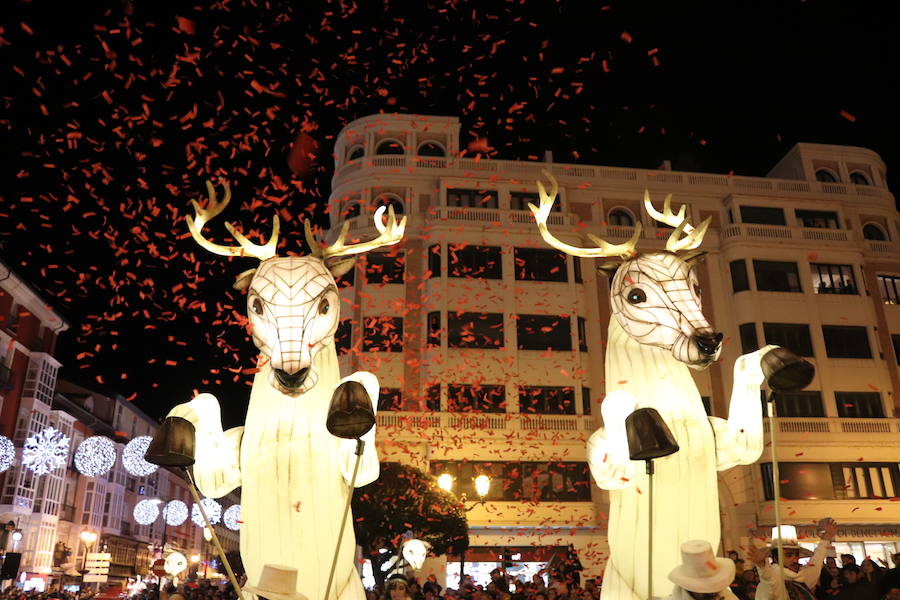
[[840, 556, 857, 569], [835, 565, 879, 600], [880, 553, 900, 598]]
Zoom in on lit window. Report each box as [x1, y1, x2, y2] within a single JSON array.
[[811, 263, 857, 295]]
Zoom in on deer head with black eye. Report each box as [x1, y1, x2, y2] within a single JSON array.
[[530, 170, 721, 369], [186, 181, 406, 395]]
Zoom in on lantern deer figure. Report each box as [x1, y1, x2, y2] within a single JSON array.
[[168, 182, 406, 600], [530, 171, 772, 600]]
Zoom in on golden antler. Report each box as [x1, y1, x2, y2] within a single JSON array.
[[643, 190, 711, 252], [185, 181, 280, 261], [306, 204, 407, 259], [530, 170, 641, 258]]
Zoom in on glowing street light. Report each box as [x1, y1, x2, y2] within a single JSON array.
[[437, 473, 453, 493], [474, 475, 490, 499], [190, 554, 201, 563]]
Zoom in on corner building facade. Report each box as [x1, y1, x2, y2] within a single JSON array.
[[327, 114, 900, 584]]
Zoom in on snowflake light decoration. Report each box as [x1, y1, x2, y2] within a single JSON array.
[[191, 498, 222, 527], [0, 436, 14, 473], [74, 436, 117, 477], [164, 500, 189, 527], [134, 499, 161, 525], [223, 504, 241, 531], [122, 436, 158, 477], [22, 427, 70, 476]]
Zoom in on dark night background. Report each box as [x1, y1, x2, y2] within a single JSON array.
[[0, 0, 896, 428]]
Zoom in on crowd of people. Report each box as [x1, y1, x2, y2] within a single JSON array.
[[1, 586, 96, 600]]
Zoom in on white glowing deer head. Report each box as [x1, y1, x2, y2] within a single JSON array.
[[186, 182, 406, 395], [530, 171, 721, 369]]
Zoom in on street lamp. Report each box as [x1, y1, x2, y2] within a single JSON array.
[[437, 473, 491, 586], [80, 530, 98, 588]]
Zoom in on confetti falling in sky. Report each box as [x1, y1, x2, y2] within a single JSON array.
[[0, 0, 897, 429]]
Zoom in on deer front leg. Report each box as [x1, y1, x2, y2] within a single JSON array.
[[711, 345, 778, 470], [587, 390, 639, 490], [333, 371, 380, 487], [167, 393, 243, 497]]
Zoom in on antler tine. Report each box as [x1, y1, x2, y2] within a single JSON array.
[[530, 169, 640, 259], [185, 181, 280, 261], [320, 205, 407, 259], [666, 216, 711, 253], [304, 219, 325, 258], [643, 190, 693, 234]]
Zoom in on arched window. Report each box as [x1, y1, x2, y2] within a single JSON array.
[[815, 169, 839, 183], [375, 139, 405, 155], [375, 194, 405, 219], [343, 203, 361, 219], [346, 145, 365, 161], [608, 208, 635, 227], [850, 171, 871, 186], [417, 141, 446, 157], [863, 223, 887, 241]]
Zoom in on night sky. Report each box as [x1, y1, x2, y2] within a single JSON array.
[[1, 0, 896, 428]]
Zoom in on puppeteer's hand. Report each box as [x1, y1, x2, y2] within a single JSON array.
[[819, 517, 838, 541], [748, 543, 769, 567], [600, 390, 638, 461]]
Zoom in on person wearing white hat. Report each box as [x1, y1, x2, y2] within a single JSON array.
[[243, 564, 310, 600], [748, 518, 838, 600], [666, 540, 739, 600]]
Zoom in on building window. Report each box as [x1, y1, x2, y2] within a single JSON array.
[[835, 392, 884, 418], [362, 316, 403, 352], [511, 191, 558, 212], [417, 141, 446, 157], [774, 391, 825, 417], [427, 244, 441, 279], [573, 257, 583, 283], [517, 315, 572, 351], [581, 387, 592, 415], [877, 274, 900, 304], [730, 260, 750, 293], [763, 323, 814, 357], [822, 325, 871, 359], [577, 317, 588, 352], [375, 139, 405, 155], [343, 202, 361, 219], [427, 312, 441, 348], [892, 335, 900, 365], [811, 263, 857, 295], [608, 208, 634, 227], [740, 206, 786, 226], [521, 461, 592, 502], [514, 248, 567, 282], [519, 386, 576, 415], [448, 245, 502, 279], [753, 260, 802, 293], [850, 171, 872, 186], [375, 194, 405, 216], [739, 323, 759, 355], [815, 169, 839, 183], [365, 251, 405, 284], [378, 388, 403, 411], [447, 384, 506, 413], [448, 312, 504, 349], [863, 223, 888, 241], [346, 146, 365, 161], [425, 384, 441, 411], [760, 463, 835, 501], [833, 463, 898, 499], [796, 210, 839, 229], [447, 188, 499, 209]]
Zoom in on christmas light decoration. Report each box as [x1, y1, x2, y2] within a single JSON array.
[[223, 504, 241, 531], [0, 436, 14, 473], [191, 497, 222, 527], [122, 436, 158, 476], [164, 500, 189, 527], [22, 426, 70, 476], [165, 552, 188, 576], [134, 499, 161, 525], [74, 436, 117, 477]]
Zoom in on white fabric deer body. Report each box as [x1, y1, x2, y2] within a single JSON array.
[[530, 173, 770, 600], [168, 183, 406, 600]]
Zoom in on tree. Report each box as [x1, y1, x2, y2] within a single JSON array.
[[352, 462, 469, 586]]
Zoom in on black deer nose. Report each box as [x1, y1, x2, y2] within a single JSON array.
[[273, 367, 310, 389], [693, 333, 724, 357]]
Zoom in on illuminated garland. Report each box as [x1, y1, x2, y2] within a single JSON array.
[[0, 436, 14, 473], [223, 504, 241, 531], [74, 436, 117, 477], [122, 436, 158, 476], [134, 499, 161, 525], [22, 427, 70, 476], [191, 498, 222, 527], [164, 500, 189, 526]]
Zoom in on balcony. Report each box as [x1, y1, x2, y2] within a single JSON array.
[[375, 411, 596, 439], [763, 417, 900, 443], [721, 224, 860, 248]]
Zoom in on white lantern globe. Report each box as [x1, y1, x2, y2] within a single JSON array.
[[134, 499, 161, 525], [22, 427, 70, 476], [163, 500, 189, 526], [223, 504, 241, 531], [122, 436, 158, 476], [74, 436, 117, 477], [0, 436, 14, 473], [191, 498, 222, 527]]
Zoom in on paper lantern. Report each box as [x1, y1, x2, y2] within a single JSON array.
[[74, 436, 117, 477], [164, 500, 189, 526], [134, 499, 161, 525], [165, 552, 188, 576], [122, 436, 159, 476], [223, 504, 241, 531], [191, 498, 221, 527], [0, 436, 14, 473], [22, 426, 70, 476]]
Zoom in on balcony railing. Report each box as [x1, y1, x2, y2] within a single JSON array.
[[763, 417, 900, 435], [333, 156, 893, 202], [424, 207, 578, 227], [376, 411, 596, 433], [721, 224, 857, 246]]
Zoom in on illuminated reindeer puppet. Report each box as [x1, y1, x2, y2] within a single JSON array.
[[530, 172, 773, 600], [168, 182, 406, 600]]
